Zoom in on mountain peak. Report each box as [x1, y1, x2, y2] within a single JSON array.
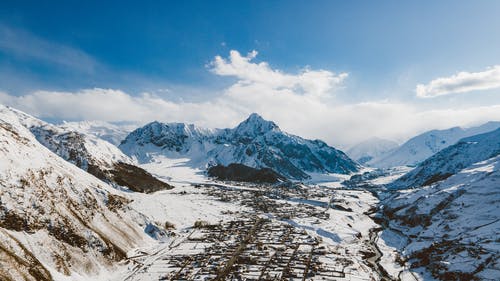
[[247, 112, 265, 121], [233, 113, 280, 136]]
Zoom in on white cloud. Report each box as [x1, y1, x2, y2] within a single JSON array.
[[416, 65, 500, 98], [211, 50, 347, 97], [1, 50, 500, 148]]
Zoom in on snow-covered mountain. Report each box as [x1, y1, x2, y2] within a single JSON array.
[[59, 120, 133, 146], [120, 113, 359, 179], [381, 154, 500, 280], [390, 127, 500, 189], [6, 106, 171, 193], [347, 137, 398, 165], [0, 105, 156, 280], [369, 122, 500, 168]]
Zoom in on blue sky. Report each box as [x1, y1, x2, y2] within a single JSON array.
[[1, 1, 500, 147]]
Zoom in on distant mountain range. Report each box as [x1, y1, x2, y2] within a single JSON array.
[[347, 137, 399, 165], [119, 113, 360, 180], [368, 122, 500, 168]]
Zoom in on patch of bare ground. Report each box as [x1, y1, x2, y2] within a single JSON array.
[[0, 230, 52, 281]]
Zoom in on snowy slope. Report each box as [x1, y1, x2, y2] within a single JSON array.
[[382, 155, 500, 280], [120, 113, 359, 180], [0, 105, 155, 280], [347, 137, 398, 165], [5, 106, 171, 193], [390, 127, 500, 189], [59, 120, 133, 146], [369, 121, 500, 168]]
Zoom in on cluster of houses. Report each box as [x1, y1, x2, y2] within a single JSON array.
[[127, 183, 380, 280], [158, 215, 349, 280]]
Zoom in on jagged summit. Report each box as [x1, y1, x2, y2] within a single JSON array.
[[119, 121, 216, 162], [232, 113, 280, 136]]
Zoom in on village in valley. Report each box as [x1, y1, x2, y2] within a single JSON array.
[[122, 182, 395, 281]]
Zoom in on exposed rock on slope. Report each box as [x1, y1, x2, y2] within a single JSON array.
[[207, 163, 286, 183], [382, 155, 500, 280], [109, 162, 172, 192], [0, 105, 153, 280], [120, 113, 359, 180]]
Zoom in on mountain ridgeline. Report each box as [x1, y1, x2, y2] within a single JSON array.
[[389, 127, 500, 189], [119, 113, 360, 180]]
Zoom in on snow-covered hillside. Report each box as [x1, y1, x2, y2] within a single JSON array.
[[390, 127, 500, 189], [381, 155, 500, 280], [59, 120, 133, 146], [347, 137, 398, 165], [5, 107, 171, 193], [120, 113, 359, 180], [369, 122, 500, 168], [0, 105, 156, 280]]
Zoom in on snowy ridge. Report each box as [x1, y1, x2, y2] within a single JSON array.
[[390, 127, 500, 189], [369, 121, 500, 168], [382, 155, 500, 280], [119, 120, 217, 163], [119, 113, 359, 180], [59, 120, 134, 146], [0, 105, 155, 280]]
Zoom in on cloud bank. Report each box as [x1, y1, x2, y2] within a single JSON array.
[[1, 50, 500, 148], [416, 65, 500, 98]]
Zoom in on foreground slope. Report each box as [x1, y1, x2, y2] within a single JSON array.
[[382, 155, 500, 280], [0, 105, 153, 280], [390, 127, 500, 189], [120, 113, 359, 180], [370, 122, 500, 168]]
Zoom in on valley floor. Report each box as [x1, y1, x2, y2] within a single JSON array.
[[106, 172, 419, 281]]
